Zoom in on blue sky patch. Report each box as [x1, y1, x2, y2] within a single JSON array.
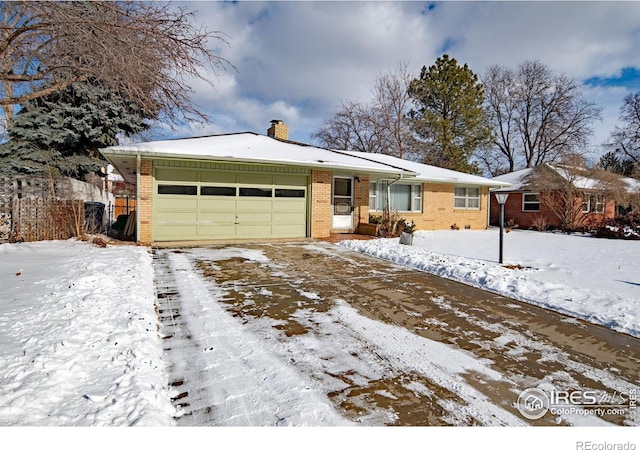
[[585, 67, 640, 90]]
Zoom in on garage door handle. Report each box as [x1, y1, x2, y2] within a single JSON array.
[[235, 215, 239, 225]]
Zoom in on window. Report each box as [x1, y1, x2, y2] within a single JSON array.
[[390, 184, 411, 211], [239, 187, 272, 197], [158, 185, 197, 195], [522, 193, 540, 212], [201, 186, 236, 196], [369, 181, 422, 212], [275, 189, 305, 198], [369, 182, 377, 210], [582, 193, 605, 213], [454, 187, 480, 210], [412, 185, 423, 212]]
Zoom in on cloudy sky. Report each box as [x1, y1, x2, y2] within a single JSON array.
[[162, 1, 640, 159]]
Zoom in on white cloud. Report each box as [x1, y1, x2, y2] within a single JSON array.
[[167, 1, 640, 153]]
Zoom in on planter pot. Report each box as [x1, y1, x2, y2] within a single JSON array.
[[399, 231, 413, 245], [358, 223, 379, 236]]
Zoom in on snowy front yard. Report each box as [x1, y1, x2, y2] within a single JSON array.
[[340, 229, 640, 338], [0, 240, 174, 426], [0, 230, 638, 434]]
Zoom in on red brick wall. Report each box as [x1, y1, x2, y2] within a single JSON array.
[[489, 191, 615, 229]]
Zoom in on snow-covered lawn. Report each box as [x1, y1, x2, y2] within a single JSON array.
[[339, 229, 640, 338], [0, 240, 174, 426]]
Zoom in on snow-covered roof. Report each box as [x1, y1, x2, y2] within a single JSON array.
[[491, 168, 534, 191], [101, 132, 508, 187], [338, 151, 509, 187], [491, 164, 640, 193], [101, 132, 416, 183]]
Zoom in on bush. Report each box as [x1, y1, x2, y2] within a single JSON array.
[[370, 212, 415, 237], [591, 213, 640, 240]]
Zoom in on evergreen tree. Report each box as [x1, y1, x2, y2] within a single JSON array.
[[407, 54, 492, 174], [0, 79, 150, 179]]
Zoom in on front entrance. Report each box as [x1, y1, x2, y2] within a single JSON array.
[[332, 176, 353, 230]]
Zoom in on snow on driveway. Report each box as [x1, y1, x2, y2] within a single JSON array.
[[340, 229, 640, 337]]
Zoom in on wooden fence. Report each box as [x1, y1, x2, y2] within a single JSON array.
[[10, 198, 83, 242], [0, 176, 109, 243], [113, 196, 137, 219]]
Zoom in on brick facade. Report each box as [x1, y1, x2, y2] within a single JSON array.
[[354, 176, 370, 228], [138, 159, 153, 244], [398, 183, 490, 231], [310, 170, 333, 238]]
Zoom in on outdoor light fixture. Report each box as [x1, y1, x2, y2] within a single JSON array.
[[495, 192, 510, 264]]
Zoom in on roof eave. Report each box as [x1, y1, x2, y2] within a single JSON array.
[[100, 148, 416, 179]]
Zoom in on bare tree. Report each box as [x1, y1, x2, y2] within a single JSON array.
[[312, 63, 415, 158], [479, 64, 519, 175], [370, 62, 414, 158], [0, 1, 231, 128], [311, 100, 384, 153], [605, 92, 640, 168], [480, 61, 601, 175]]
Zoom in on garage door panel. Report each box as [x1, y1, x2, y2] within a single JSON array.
[[274, 174, 307, 187], [237, 199, 272, 212], [198, 212, 236, 225], [236, 224, 273, 237], [155, 168, 197, 182], [197, 225, 237, 239], [199, 198, 237, 210], [200, 171, 237, 183], [155, 211, 198, 224], [237, 211, 272, 223], [272, 211, 306, 225], [238, 173, 272, 185], [274, 199, 306, 212], [156, 225, 198, 239], [272, 224, 306, 237], [156, 197, 198, 210]]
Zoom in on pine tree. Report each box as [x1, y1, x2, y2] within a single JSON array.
[[0, 79, 150, 179], [408, 54, 492, 174]]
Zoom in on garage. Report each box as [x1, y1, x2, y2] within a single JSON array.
[[153, 164, 309, 241]]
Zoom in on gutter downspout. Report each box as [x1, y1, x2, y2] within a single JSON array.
[[136, 154, 141, 243]]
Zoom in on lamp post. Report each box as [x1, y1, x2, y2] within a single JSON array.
[[494, 192, 510, 264]]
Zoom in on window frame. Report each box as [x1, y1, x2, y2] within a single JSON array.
[[369, 181, 423, 213], [522, 192, 540, 212], [583, 193, 605, 214], [454, 186, 481, 210], [157, 184, 197, 196]]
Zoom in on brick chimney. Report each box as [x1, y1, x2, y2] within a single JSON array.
[[267, 119, 288, 141]]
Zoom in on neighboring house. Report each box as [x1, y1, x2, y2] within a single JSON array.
[[489, 164, 640, 229], [99, 121, 507, 244]]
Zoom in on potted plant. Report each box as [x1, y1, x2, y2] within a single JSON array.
[[399, 220, 415, 245]]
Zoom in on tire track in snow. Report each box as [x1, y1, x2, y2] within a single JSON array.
[[152, 250, 218, 425]]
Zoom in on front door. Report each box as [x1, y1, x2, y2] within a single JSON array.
[[332, 176, 353, 230]]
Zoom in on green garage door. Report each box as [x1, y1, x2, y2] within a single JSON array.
[[153, 167, 308, 241]]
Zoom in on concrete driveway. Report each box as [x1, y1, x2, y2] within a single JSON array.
[[152, 241, 639, 426]]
